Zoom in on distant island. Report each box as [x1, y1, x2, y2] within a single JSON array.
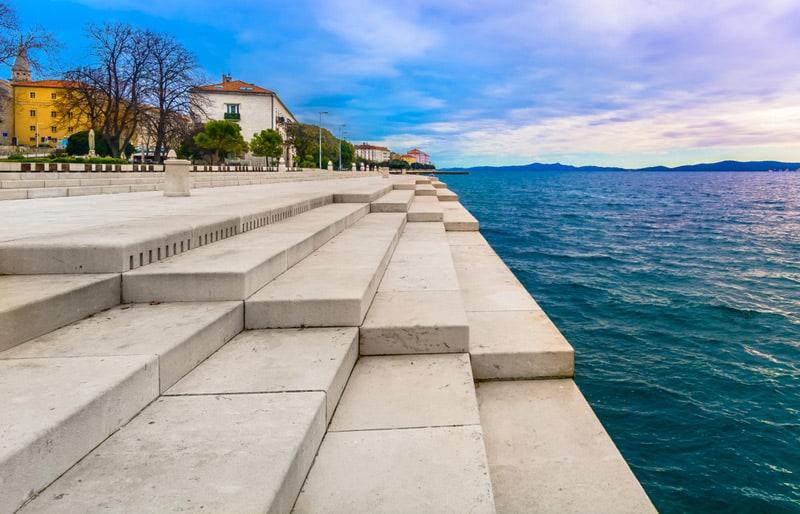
[[443, 160, 800, 173]]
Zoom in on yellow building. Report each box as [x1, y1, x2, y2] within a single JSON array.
[[6, 43, 87, 149]]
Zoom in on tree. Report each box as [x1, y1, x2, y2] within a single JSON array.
[[140, 30, 207, 163], [60, 22, 150, 158], [0, 2, 57, 70], [65, 130, 135, 157], [286, 122, 349, 169], [250, 129, 283, 164], [193, 120, 248, 164]]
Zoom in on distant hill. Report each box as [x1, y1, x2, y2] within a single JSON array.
[[442, 160, 800, 173]]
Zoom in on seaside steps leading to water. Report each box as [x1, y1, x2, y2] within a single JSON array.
[[0, 174, 655, 513]]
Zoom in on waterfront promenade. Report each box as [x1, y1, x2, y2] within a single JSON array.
[[0, 169, 656, 513]]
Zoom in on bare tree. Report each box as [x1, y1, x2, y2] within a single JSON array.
[[140, 30, 208, 162], [61, 23, 149, 157], [0, 2, 58, 72]]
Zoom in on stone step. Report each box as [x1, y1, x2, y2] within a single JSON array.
[[430, 179, 447, 189], [407, 194, 443, 222], [0, 301, 242, 514], [414, 183, 437, 196], [477, 380, 657, 514], [333, 181, 393, 203], [245, 212, 406, 328], [448, 231, 574, 380], [0, 274, 120, 352], [18, 327, 356, 513], [122, 203, 369, 302], [370, 188, 415, 212], [19, 393, 326, 514], [442, 201, 480, 231], [360, 222, 469, 355], [0, 192, 334, 274], [294, 353, 496, 513], [436, 188, 459, 201]]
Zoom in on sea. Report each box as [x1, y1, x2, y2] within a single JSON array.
[[442, 170, 800, 514]]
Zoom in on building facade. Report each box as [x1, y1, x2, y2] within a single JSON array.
[[407, 148, 431, 165], [355, 143, 391, 163], [191, 75, 297, 165], [3, 44, 87, 149]]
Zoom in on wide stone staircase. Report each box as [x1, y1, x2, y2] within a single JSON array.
[[0, 175, 655, 513]]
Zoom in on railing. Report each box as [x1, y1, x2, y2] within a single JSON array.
[[223, 112, 241, 120]]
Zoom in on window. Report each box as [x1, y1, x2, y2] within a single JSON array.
[[29, 91, 36, 99], [29, 109, 36, 117], [67, 112, 73, 119], [51, 111, 57, 118], [29, 125, 36, 132], [29, 136, 36, 142], [226, 104, 240, 114], [67, 127, 74, 134], [51, 93, 57, 100], [50, 126, 57, 133]]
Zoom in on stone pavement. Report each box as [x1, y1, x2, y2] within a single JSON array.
[[0, 172, 656, 513]]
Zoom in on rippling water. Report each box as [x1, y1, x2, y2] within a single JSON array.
[[444, 171, 800, 514]]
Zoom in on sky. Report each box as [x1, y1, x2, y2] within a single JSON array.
[[5, 0, 800, 168]]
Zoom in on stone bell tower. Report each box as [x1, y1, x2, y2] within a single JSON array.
[[11, 40, 32, 83]]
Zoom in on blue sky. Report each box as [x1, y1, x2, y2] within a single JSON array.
[[6, 0, 800, 168]]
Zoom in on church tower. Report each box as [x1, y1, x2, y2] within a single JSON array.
[[11, 41, 31, 83]]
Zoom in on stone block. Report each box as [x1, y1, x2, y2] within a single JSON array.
[[360, 290, 469, 355], [293, 426, 495, 514], [0, 274, 120, 352], [167, 327, 358, 422], [19, 393, 326, 514], [477, 380, 657, 514], [0, 355, 159, 514], [407, 195, 443, 222]]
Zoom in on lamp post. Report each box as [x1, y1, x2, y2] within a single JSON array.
[[338, 124, 346, 171], [318, 111, 328, 169]]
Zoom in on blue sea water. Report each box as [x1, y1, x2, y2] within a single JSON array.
[[443, 171, 800, 514]]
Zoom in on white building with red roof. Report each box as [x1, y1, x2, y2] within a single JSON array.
[[191, 75, 297, 164], [354, 143, 391, 163]]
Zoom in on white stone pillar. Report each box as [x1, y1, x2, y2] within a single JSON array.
[[163, 150, 191, 197], [278, 156, 287, 173], [327, 160, 333, 172], [352, 162, 357, 172]]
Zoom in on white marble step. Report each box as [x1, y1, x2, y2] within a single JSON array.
[[360, 222, 469, 355], [19, 327, 356, 513], [245, 212, 406, 329], [448, 231, 574, 380], [0, 274, 119, 352], [370, 188, 415, 212], [294, 353, 496, 513], [477, 380, 657, 514], [407, 194, 444, 222], [442, 201, 480, 231], [0, 301, 242, 514], [332, 182, 393, 203], [122, 203, 369, 302], [415, 183, 437, 196]]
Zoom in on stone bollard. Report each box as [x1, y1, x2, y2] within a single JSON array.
[[163, 150, 191, 197], [352, 162, 357, 172], [278, 156, 287, 173], [381, 167, 389, 179], [327, 160, 334, 172]]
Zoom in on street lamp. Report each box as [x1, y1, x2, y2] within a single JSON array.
[[338, 124, 346, 171], [318, 111, 328, 169]]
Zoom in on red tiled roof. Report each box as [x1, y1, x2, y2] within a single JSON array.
[[194, 79, 275, 94], [12, 79, 78, 88], [355, 143, 391, 152]]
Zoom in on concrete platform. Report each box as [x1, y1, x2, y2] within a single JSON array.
[[2, 301, 243, 392], [442, 201, 480, 231], [0, 355, 158, 514], [360, 222, 469, 355], [245, 212, 406, 328], [407, 194, 444, 222], [293, 426, 496, 514], [415, 183, 437, 196], [0, 274, 120, 352], [19, 393, 326, 514], [437, 188, 459, 201], [333, 181, 393, 203], [370, 188, 415, 212], [329, 354, 480, 431], [122, 203, 369, 302], [477, 380, 657, 514], [167, 327, 358, 423]]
